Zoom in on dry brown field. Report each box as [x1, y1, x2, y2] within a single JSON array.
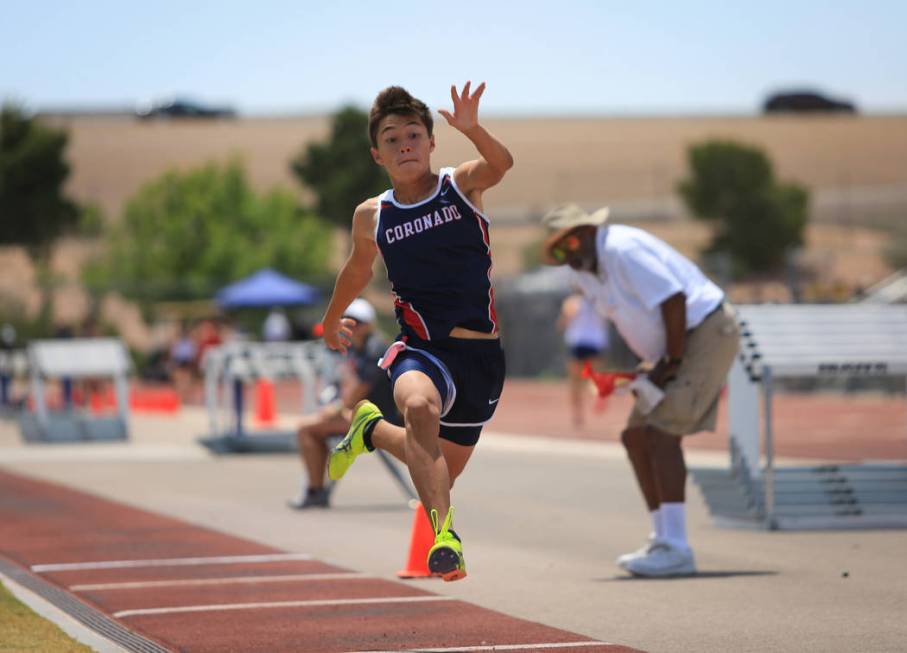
[[50, 112, 907, 282], [50, 113, 907, 220], [4, 113, 906, 346]]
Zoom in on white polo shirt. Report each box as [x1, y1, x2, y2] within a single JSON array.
[[569, 225, 724, 363]]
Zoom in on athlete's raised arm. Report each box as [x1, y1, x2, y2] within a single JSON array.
[[440, 82, 514, 206], [321, 198, 379, 353]]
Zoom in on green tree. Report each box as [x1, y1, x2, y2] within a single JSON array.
[[74, 201, 107, 238], [0, 104, 80, 257], [678, 140, 809, 277], [0, 103, 82, 332], [86, 159, 333, 304], [290, 106, 387, 229]]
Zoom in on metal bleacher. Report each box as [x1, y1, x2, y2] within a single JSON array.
[[692, 304, 907, 530]]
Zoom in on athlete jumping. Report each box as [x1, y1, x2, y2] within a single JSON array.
[[320, 82, 513, 581]]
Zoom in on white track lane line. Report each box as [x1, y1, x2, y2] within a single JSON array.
[[71, 572, 373, 591], [345, 642, 610, 652], [32, 553, 312, 573], [113, 595, 454, 618]]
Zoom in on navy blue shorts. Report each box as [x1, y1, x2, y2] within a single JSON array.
[[569, 344, 601, 360], [388, 335, 506, 446]]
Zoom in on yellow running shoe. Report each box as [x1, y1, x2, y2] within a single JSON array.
[[427, 507, 467, 582], [328, 400, 381, 481]]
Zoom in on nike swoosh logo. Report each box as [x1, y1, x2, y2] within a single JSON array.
[[488, 398, 500, 405]]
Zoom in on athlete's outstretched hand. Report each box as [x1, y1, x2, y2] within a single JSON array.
[[322, 317, 355, 354], [438, 81, 485, 134]]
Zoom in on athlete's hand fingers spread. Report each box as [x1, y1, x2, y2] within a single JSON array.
[[323, 319, 352, 353]]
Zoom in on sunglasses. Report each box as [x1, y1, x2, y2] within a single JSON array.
[[549, 234, 583, 263]]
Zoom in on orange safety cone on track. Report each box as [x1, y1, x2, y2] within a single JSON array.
[[397, 501, 436, 579], [254, 379, 276, 425]]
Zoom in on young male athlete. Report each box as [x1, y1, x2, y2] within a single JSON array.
[[320, 82, 513, 581]]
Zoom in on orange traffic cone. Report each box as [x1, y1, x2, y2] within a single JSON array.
[[397, 501, 436, 579], [254, 379, 276, 425]]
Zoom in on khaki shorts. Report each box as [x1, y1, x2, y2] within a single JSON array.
[[627, 302, 739, 436]]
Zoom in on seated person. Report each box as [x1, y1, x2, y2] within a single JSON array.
[[288, 298, 399, 509]]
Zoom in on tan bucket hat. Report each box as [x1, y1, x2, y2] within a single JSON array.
[[540, 204, 609, 265]]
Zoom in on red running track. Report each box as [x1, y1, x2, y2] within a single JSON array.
[[0, 470, 642, 653]]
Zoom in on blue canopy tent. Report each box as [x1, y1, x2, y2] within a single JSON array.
[[215, 269, 320, 309]]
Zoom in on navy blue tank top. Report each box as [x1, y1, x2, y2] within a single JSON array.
[[375, 167, 498, 341]]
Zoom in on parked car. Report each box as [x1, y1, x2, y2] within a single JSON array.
[[136, 98, 236, 120], [763, 90, 856, 114]]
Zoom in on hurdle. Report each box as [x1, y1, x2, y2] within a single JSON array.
[[692, 304, 907, 530], [197, 340, 330, 453], [18, 338, 132, 442], [197, 340, 415, 500]]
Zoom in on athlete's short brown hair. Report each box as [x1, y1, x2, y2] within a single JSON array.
[[368, 86, 433, 147]]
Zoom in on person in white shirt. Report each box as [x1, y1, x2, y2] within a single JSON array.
[[262, 307, 291, 342], [541, 204, 740, 577], [558, 293, 609, 428]]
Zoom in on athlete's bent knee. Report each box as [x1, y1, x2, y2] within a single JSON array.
[[403, 394, 439, 424]]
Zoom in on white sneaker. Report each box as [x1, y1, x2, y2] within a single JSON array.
[[616, 537, 662, 570], [624, 541, 696, 577]]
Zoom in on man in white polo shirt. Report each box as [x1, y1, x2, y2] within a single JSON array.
[[541, 204, 740, 577]]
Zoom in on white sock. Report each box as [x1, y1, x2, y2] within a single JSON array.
[[660, 502, 689, 551], [649, 508, 663, 541]]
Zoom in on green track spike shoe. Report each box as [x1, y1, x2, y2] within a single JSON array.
[[328, 400, 381, 481], [427, 507, 467, 582]]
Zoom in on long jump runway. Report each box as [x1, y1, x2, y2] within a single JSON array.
[[0, 469, 641, 652]]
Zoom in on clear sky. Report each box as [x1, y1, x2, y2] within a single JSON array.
[[3, 1, 905, 116]]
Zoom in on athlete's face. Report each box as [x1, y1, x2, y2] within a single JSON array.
[[371, 114, 434, 181]]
